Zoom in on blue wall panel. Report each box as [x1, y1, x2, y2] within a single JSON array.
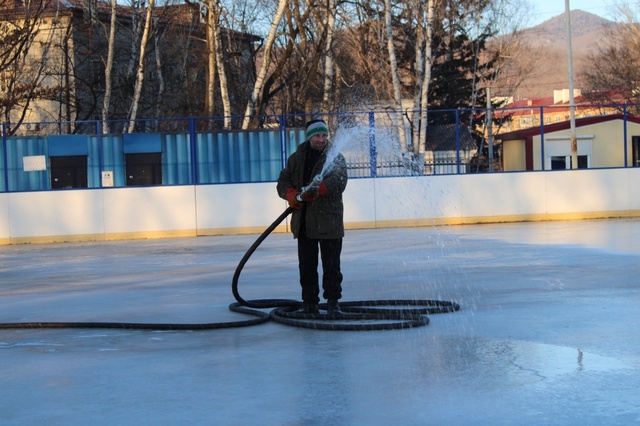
[[87, 136, 101, 188], [101, 135, 125, 187], [123, 133, 162, 153], [162, 133, 191, 185], [1, 126, 308, 192], [217, 133, 231, 183], [48, 135, 89, 156], [6, 136, 48, 191]]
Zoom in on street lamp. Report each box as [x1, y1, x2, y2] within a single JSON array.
[[565, 0, 578, 169]]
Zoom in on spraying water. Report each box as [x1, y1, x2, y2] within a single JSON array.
[[320, 125, 378, 177], [299, 125, 363, 196], [299, 120, 403, 196], [319, 128, 351, 178]]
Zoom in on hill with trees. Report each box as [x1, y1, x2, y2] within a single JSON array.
[[495, 10, 615, 99]]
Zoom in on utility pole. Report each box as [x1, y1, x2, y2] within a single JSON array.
[[565, 0, 578, 169], [486, 87, 493, 172]]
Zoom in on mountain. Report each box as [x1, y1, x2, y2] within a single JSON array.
[[522, 10, 614, 53], [498, 10, 615, 99]]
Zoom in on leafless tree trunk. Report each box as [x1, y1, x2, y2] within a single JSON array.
[[322, 0, 337, 112], [153, 13, 165, 121], [411, 0, 435, 156], [419, 1, 435, 152], [209, 0, 231, 127], [411, 4, 425, 152], [128, 0, 155, 132], [241, 0, 287, 129], [127, 1, 142, 77], [204, 0, 216, 117], [384, 0, 407, 151], [247, 0, 325, 119], [101, 0, 117, 134]]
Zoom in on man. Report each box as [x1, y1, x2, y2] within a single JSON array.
[[277, 119, 348, 315]]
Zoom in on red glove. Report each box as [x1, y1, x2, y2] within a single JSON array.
[[301, 188, 319, 202], [318, 182, 328, 197], [285, 188, 303, 209]]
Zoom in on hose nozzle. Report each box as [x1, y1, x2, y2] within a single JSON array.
[[296, 174, 323, 202]]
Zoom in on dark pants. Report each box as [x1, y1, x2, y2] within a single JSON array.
[[297, 234, 343, 305]]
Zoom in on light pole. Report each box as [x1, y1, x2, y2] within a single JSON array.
[[565, 0, 578, 169]]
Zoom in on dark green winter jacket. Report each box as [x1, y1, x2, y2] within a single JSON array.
[[276, 140, 348, 239]]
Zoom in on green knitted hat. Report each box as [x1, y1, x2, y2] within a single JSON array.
[[306, 119, 328, 140]]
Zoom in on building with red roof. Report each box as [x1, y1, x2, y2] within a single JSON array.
[[497, 113, 640, 171]]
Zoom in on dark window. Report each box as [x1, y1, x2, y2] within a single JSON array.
[[633, 136, 640, 167], [91, 59, 105, 91], [50, 156, 88, 189], [576, 155, 588, 169], [551, 156, 566, 170], [551, 155, 589, 170], [125, 152, 162, 186]]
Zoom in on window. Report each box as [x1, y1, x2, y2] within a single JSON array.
[[577, 155, 588, 169], [91, 59, 105, 91], [550, 155, 589, 170], [125, 152, 162, 186], [551, 156, 566, 170], [545, 136, 593, 170], [633, 136, 640, 167], [50, 156, 88, 189]]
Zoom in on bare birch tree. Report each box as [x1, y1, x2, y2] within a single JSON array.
[[126, 1, 143, 78], [384, 0, 408, 151], [153, 16, 165, 120], [242, 0, 327, 119], [412, 0, 435, 156], [101, 0, 118, 134], [127, 0, 155, 132], [241, 0, 287, 129], [321, 0, 337, 112], [204, 0, 216, 117], [209, 0, 232, 127]]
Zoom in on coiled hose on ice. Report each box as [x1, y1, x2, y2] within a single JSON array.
[[227, 207, 460, 331], [0, 207, 459, 331]]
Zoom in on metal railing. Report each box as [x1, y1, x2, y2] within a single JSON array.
[[1, 105, 638, 192]]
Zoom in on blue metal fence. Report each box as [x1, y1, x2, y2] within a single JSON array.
[[1, 107, 638, 193], [1, 119, 308, 192]]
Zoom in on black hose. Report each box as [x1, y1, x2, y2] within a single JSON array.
[[0, 207, 460, 331], [230, 208, 460, 331]]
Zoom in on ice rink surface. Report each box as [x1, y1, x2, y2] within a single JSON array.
[[1, 218, 639, 425]]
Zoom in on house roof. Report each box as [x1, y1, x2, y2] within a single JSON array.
[[0, 0, 261, 42], [495, 94, 592, 118], [494, 90, 629, 119], [426, 123, 477, 151], [496, 113, 640, 141]]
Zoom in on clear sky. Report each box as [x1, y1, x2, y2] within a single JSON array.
[[530, 0, 625, 26]]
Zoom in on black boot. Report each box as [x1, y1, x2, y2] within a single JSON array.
[[298, 303, 319, 315], [327, 299, 342, 315]]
